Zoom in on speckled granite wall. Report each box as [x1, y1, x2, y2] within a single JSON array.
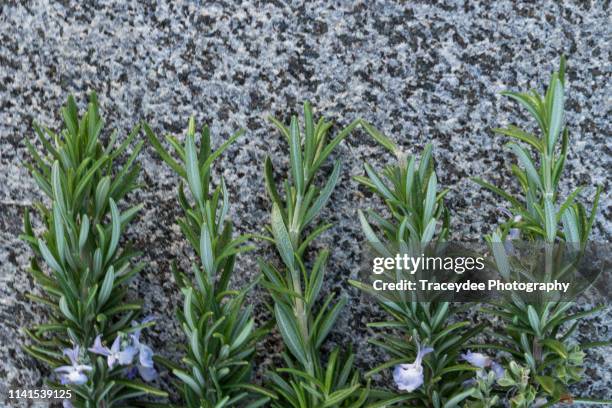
[[0, 1, 610, 406]]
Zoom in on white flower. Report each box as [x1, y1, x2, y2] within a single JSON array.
[[393, 345, 433, 392], [461, 350, 492, 368], [54, 345, 92, 385], [55, 365, 91, 385], [89, 334, 137, 369], [533, 397, 548, 407]]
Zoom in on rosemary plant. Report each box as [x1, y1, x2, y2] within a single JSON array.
[[145, 119, 272, 407], [21, 94, 166, 407], [260, 102, 369, 407], [475, 57, 610, 405], [351, 123, 481, 407]]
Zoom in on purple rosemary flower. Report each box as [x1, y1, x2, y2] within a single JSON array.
[[393, 344, 434, 392], [62, 400, 73, 408], [507, 227, 521, 241], [497, 209, 521, 234], [491, 361, 505, 379], [130, 316, 158, 381], [461, 350, 492, 368], [498, 208, 522, 253], [136, 342, 157, 381], [89, 334, 137, 369], [54, 345, 92, 385], [125, 366, 138, 379]]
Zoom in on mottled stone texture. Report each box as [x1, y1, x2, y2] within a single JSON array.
[[0, 0, 610, 406]]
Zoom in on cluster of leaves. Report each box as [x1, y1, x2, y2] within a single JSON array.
[[495, 361, 539, 408], [260, 103, 370, 407], [350, 124, 481, 407], [146, 119, 273, 407], [477, 58, 610, 405], [22, 94, 166, 406], [463, 369, 501, 408]]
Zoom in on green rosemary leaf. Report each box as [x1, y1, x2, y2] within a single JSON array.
[[30, 166, 53, 197], [183, 287, 196, 330], [185, 131, 203, 204], [22, 345, 63, 367], [442, 388, 476, 408], [303, 160, 341, 227], [310, 119, 359, 177], [322, 384, 360, 407], [114, 380, 169, 398], [313, 296, 347, 349], [306, 250, 328, 306], [264, 157, 284, 214], [303, 102, 316, 167], [358, 210, 392, 258], [144, 123, 186, 178], [199, 226, 215, 277], [501, 91, 547, 134], [52, 203, 65, 263], [422, 173, 437, 227], [74, 156, 109, 207], [297, 223, 333, 256], [271, 204, 295, 271], [360, 119, 397, 154], [107, 199, 121, 261], [230, 318, 255, 351], [561, 207, 580, 244], [421, 218, 437, 244], [508, 143, 542, 190], [527, 306, 542, 337], [59, 295, 77, 324], [33, 123, 60, 162], [493, 126, 543, 151], [62, 95, 78, 137], [289, 116, 304, 193], [364, 163, 395, 202], [543, 197, 557, 242], [274, 302, 308, 367], [418, 143, 433, 181], [200, 129, 243, 175], [227, 384, 277, 400], [269, 115, 290, 141], [547, 78, 564, 154], [365, 394, 415, 408], [571, 398, 612, 405], [97, 266, 114, 306], [37, 239, 63, 275], [586, 185, 602, 236]]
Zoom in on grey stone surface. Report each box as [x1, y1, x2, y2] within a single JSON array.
[[0, 0, 610, 406]]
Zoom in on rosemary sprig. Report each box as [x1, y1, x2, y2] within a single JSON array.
[[475, 56, 601, 247], [145, 119, 273, 407], [478, 57, 611, 406], [260, 102, 369, 407], [21, 93, 166, 407], [351, 124, 481, 407]]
